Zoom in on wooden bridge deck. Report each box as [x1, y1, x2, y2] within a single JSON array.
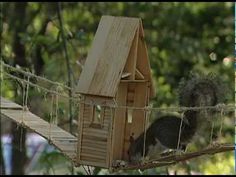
[[0, 97, 78, 165]]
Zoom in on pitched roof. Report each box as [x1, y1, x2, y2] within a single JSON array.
[[77, 15, 155, 98]]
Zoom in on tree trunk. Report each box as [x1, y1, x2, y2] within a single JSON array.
[[0, 2, 5, 174], [11, 2, 28, 175], [0, 119, 6, 175], [11, 124, 27, 175]]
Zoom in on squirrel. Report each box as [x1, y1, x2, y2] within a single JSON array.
[[128, 72, 226, 163]]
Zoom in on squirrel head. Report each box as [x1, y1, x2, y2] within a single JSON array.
[[178, 72, 226, 107]]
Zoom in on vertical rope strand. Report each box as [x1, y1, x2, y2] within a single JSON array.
[[21, 82, 26, 123], [142, 107, 149, 162], [24, 76, 30, 107], [55, 87, 59, 125], [218, 107, 225, 143], [177, 112, 184, 151], [49, 94, 54, 141], [209, 121, 215, 145]]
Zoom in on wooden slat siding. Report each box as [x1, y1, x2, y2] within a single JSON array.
[[0, 97, 77, 164], [111, 82, 128, 161], [106, 107, 114, 167], [83, 127, 108, 135], [80, 102, 110, 167], [77, 102, 85, 163], [83, 95, 115, 107], [77, 16, 140, 97], [81, 144, 107, 151], [82, 131, 107, 139], [81, 148, 107, 156], [81, 144, 107, 153], [82, 138, 107, 144], [79, 160, 108, 168], [83, 118, 110, 125], [136, 20, 155, 98], [123, 83, 135, 160], [81, 153, 106, 160], [130, 82, 148, 141], [80, 157, 106, 163], [120, 80, 147, 83], [83, 104, 93, 121], [123, 27, 139, 80], [83, 122, 109, 130]]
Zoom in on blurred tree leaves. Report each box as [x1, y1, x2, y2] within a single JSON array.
[[1, 2, 234, 175]]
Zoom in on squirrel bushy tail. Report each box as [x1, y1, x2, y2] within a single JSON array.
[[128, 72, 226, 163], [177, 72, 226, 143]]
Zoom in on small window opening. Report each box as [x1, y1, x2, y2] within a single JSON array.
[[90, 105, 104, 128], [127, 109, 133, 123]]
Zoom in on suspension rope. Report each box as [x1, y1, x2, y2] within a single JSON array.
[[1, 64, 235, 113], [1, 61, 73, 91], [4, 72, 78, 101]]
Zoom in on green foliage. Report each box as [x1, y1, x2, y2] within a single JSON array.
[[1, 2, 234, 175]]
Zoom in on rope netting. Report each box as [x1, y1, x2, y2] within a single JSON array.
[[0, 61, 234, 170]]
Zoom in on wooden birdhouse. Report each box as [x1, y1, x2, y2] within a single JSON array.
[[76, 15, 155, 169]]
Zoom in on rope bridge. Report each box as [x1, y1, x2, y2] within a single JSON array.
[[0, 96, 78, 164], [0, 61, 235, 171]]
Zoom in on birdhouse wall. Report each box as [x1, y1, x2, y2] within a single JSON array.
[[111, 81, 150, 164], [77, 96, 114, 168], [110, 82, 128, 162]]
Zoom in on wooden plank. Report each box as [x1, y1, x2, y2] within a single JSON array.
[[0, 98, 77, 164], [79, 159, 107, 168], [82, 135, 107, 142], [111, 82, 128, 161], [83, 95, 115, 107], [82, 139, 107, 147], [123, 27, 139, 80], [81, 143, 107, 152], [81, 148, 107, 157], [81, 153, 106, 160], [120, 80, 147, 83], [83, 120, 110, 127], [81, 146, 107, 153], [135, 68, 145, 80], [121, 72, 131, 79], [123, 83, 135, 160], [130, 82, 148, 144], [83, 123, 109, 130], [82, 131, 108, 139], [106, 107, 114, 167], [83, 127, 108, 135], [0, 97, 22, 109], [77, 16, 140, 97]]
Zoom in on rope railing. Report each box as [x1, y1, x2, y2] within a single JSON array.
[[0, 62, 234, 171], [1, 61, 74, 92], [3, 72, 79, 101], [2, 70, 235, 113]]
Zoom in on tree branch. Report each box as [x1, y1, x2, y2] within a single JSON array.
[[113, 143, 234, 171]]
